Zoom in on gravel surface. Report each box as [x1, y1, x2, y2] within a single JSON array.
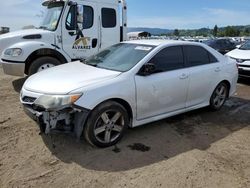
[[0, 66, 250, 188]]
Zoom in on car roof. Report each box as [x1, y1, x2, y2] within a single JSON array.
[[124, 39, 200, 47]]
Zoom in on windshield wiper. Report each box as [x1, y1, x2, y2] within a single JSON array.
[[87, 64, 98, 67], [81, 59, 98, 67], [80, 58, 86, 63], [39, 26, 48, 30]]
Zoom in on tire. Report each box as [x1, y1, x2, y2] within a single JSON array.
[[84, 101, 129, 148], [209, 82, 229, 111], [28, 56, 61, 75]]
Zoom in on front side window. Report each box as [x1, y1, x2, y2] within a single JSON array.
[[185, 46, 210, 66], [149, 46, 184, 72], [40, 2, 64, 31], [102, 8, 116, 28], [66, 6, 76, 30], [85, 43, 154, 72], [66, 5, 93, 30]]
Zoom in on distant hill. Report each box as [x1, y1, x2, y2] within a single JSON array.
[[129, 25, 250, 37], [128, 27, 172, 35]]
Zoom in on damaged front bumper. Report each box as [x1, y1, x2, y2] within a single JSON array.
[[23, 104, 90, 139], [21, 90, 90, 139]]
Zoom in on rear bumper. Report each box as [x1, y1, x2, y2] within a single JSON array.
[[1, 59, 25, 76]]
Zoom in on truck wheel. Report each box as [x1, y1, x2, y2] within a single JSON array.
[[28, 57, 61, 75], [84, 101, 129, 148]]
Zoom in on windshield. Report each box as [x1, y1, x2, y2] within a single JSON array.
[[239, 41, 250, 50], [204, 40, 215, 46], [40, 2, 64, 31], [84, 43, 155, 72]]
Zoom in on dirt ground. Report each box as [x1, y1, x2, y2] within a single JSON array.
[[0, 65, 250, 188]]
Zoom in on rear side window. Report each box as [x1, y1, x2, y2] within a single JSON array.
[[102, 8, 116, 28], [208, 53, 218, 63], [150, 46, 184, 72], [185, 46, 210, 66]]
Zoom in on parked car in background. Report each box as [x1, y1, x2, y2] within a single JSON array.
[[20, 40, 238, 147], [204, 38, 236, 54], [226, 40, 250, 78]]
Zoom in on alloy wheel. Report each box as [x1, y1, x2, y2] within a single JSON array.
[[94, 110, 125, 144], [212, 84, 227, 108]]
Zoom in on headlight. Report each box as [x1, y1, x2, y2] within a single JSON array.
[[236, 59, 245, 63], [4, 48, 22, 57], [34, 94, 82, 110]]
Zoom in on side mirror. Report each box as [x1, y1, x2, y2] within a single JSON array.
[[76, 5, 84, 30], [68, 1, 77, 6], [236, 44, 241, 49], [138, 63, 156, 76]]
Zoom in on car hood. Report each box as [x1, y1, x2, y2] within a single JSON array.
[[0, 29, 53, 40], [23, 61, 121, 95], [226, 49, 250, 60]]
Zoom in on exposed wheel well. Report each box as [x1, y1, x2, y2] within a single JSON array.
[[220, 80, 231, 97], [93, 98, 133, 126], [24, 48, 68, 74]]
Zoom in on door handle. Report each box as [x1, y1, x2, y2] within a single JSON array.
[[179, 73, 188, 80], [68, 31, 75, 36], [215, 67, 221, 72], [92, 38, 98, 48]]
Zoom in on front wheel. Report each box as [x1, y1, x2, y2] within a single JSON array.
[[28, 57, 61, 75], [209, 82, 229, 110], [84, 101, 129, 148]]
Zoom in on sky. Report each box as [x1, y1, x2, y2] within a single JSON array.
[[0, 0, 250, 31]]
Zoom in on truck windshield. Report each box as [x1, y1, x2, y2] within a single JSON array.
[[84, 43, 155, 72], [39, 2, 64, 31]]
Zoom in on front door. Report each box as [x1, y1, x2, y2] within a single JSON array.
[[61, 2, 99, 60], [135, 46, 189, 120]]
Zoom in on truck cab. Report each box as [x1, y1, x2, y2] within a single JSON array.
[[0, 0, 127, 76]]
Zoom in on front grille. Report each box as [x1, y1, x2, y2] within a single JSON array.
[[238, 64, 250, 68], [22, 96, 37, 103], [239, 69, 250, 77]]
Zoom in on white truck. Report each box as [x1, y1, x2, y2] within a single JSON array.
[[0, 0, 127, 76]]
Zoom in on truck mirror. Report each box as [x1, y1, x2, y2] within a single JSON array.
[[68, 1, 77, 6], [76, 5, 84, 30]]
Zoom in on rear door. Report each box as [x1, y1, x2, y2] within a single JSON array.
[[184, 45, 222, 107], [61, 2, 99, 60], [135, 46, 189, 120]]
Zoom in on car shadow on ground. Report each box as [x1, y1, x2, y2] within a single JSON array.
[[12, 77, 27, 93], [41, 97, 250, 172]]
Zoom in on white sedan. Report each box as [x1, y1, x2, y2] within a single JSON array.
[[20, 40, 238, 147], [226, 40, 250, 78]]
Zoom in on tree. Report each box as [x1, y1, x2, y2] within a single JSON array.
[[173, 29, 179, 36], [224, 26, 240, 37], [213, 25, 218, 37], [244, 28, 250, 36]]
